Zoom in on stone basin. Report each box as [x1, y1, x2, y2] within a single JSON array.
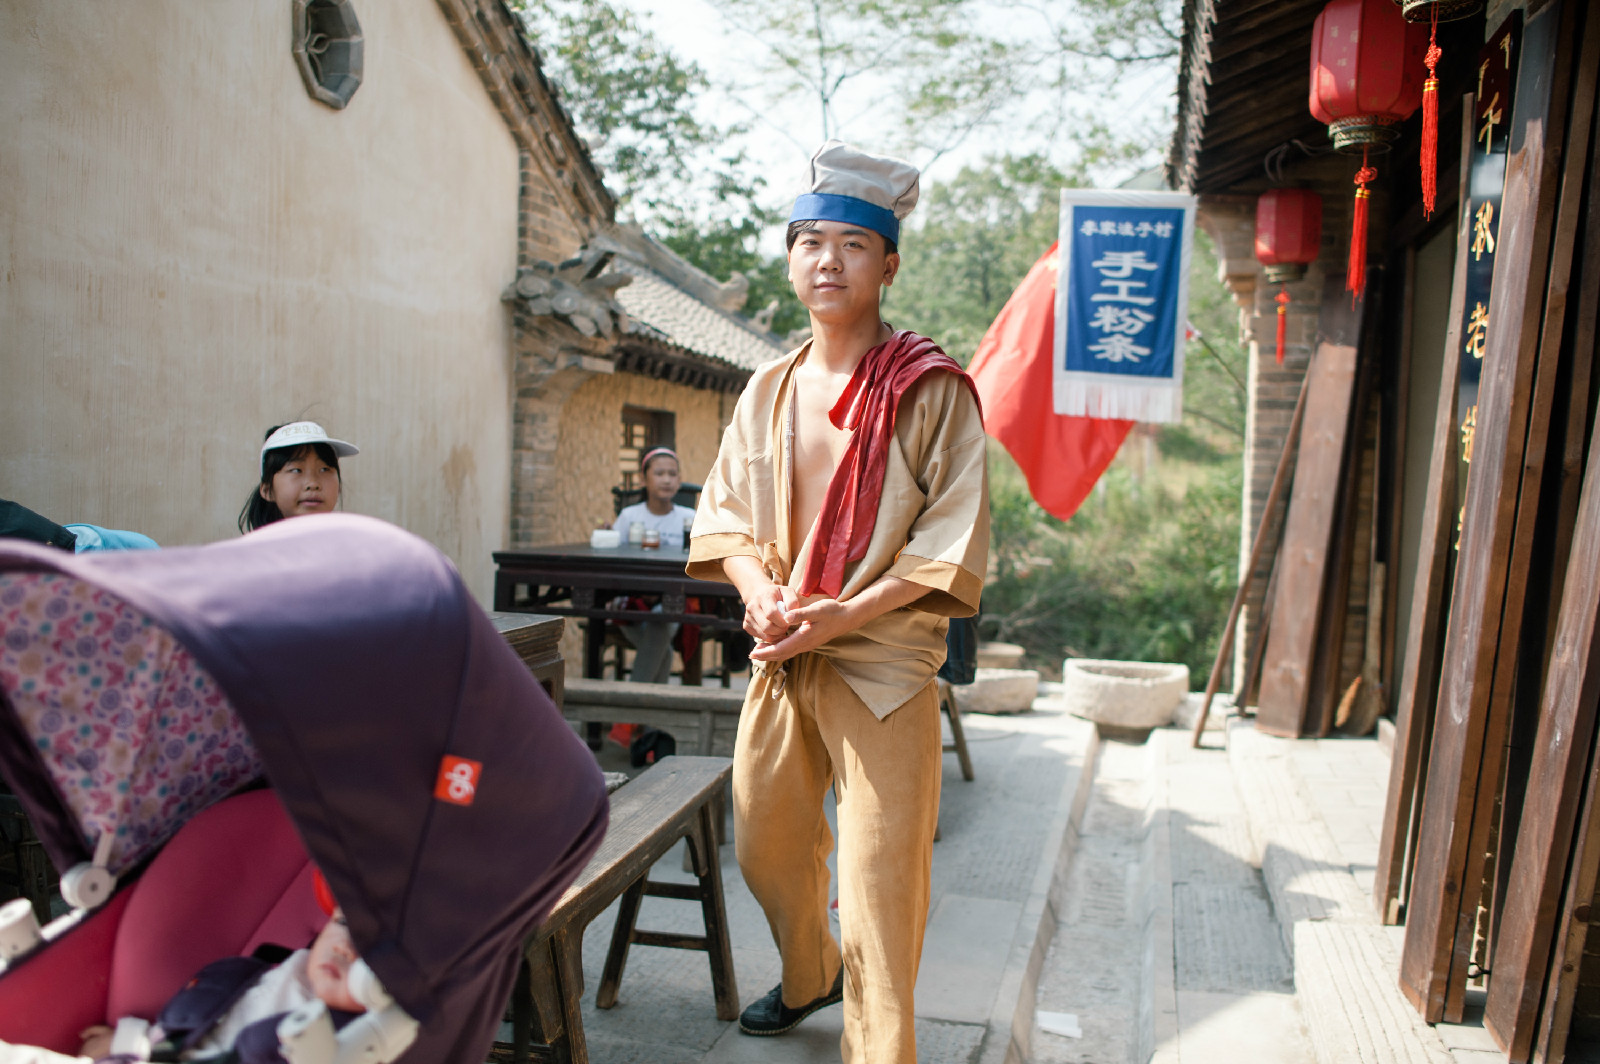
[[975, 641, 1027, 670], [1061, 659, 1190, 729], [952, 667, 1040, 715]]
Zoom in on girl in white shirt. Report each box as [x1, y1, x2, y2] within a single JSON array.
[[613, 447, 696, 550], [613, 448, 695, 684]]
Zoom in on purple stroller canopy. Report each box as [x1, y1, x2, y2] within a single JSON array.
[[0, 515, 608, 1063]]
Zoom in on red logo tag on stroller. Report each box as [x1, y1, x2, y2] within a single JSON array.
[[434, 756, 482, 806]]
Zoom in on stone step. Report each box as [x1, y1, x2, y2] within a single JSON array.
[[1025, 725, 1314, 1064], [1225, 719, 1455, 1064]]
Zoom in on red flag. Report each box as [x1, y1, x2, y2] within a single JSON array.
[[968, 242, 1133, 521]]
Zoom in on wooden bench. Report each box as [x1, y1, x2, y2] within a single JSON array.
[[500, 756, 738, 1064], [561, 677, 745, 758], [563, 675, 974, 782]]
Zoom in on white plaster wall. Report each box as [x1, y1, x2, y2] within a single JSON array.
[[0, 0, 521, 600]]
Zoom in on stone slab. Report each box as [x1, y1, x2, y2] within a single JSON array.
[[977, 715, 1100, 1064], [698, 1014, 984, 1064], [1172, 990, 1315, 1064], [1030, 739, 1152, 1064], [1293, 921, 1454, 1064], [916, 895, 1024, 1023], [1228, 720, 1454, 1064], [1173, 883, 1292, 993], [955, 668, 1041, 715]]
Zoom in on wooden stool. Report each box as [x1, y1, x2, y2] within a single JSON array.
[[938, 679, 975, 782], [502, 757, 738, 1064]]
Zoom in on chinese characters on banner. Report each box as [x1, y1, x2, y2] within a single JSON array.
[[1455, 14, 1521, 543], [1054, 190, 1196, 423]]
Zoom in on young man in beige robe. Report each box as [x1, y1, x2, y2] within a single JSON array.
[[687, 140, 990, 1064]]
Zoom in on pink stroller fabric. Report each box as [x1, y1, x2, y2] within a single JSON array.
[[107, 788, 325, 1022]]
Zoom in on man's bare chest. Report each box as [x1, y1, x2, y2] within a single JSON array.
[[787, 374, 854, 548], [790, 377, 852, 473]]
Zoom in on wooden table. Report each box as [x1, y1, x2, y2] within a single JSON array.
[[490, 611, 565, 706], [493, 545, 744, 683]]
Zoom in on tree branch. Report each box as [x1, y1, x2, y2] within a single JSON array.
[[1182, 406, 1246, 440]]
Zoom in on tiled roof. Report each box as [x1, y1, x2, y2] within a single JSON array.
[[612, 258, 787, 372]]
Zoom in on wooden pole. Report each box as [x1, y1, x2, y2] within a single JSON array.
[[1191, 358, 1313, 747], [1237, 548, 1282, 707], [1373, 96, 1477, 927]]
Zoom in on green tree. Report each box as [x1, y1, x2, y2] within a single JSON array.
[[1176, 230, 1249, 449], [513, 0, 778, 233], [511, 0, 804, 330], [886, 153, 1078, 362], [707, 0, 1021, 163], [903, 181, 1246, 683], [980, 455, 1240, 680], [1009, 0, 1184, 172]]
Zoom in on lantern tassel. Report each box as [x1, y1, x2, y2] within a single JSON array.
[[1276, 287, 1290, 364], [1348, 150, 1375, 303], [1421, 9, 1442, 219]]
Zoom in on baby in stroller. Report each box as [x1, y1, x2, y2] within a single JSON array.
[[0, 515, 609, 1064], [67, 874, 366, 1063]]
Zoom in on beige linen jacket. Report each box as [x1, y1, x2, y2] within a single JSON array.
[[687, 341, 990, 719]]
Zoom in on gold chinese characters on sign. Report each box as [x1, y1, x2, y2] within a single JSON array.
[[1465, 302, 1489, 359], [1473, 201, 1497, 260]]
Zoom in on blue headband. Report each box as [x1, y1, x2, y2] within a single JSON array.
[[789, 192, 899, 246]]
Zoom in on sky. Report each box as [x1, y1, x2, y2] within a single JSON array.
[[609, 0, 1181, 221]]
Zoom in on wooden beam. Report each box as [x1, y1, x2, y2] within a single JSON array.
[[1238, 553, 1280, 709], [1399, 0, 1579, 1023], [1541, 53, 1600, 688], [1449, 6, 1599, 1020], [1310, 334, 1379, 737], [1374, 97, 1477, 927], [1481, 9, 1600, 1053], [1254, 329, 1360, 737], [1532, 750, 1600, 1064], [1191, 362, 1312, 745]]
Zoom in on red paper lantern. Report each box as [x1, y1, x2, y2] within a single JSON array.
[[1310, 0, 1428, 153], [1255, 189, 1323, 285], [1256, 190, 1323, 363], [1310, 0, 1427, 300]]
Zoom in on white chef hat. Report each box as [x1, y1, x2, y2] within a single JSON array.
[[789, 140, 920, 246]]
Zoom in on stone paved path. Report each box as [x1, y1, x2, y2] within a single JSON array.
[[524, 697, 1094, 1063], [1031, 727, 1311, 1064]]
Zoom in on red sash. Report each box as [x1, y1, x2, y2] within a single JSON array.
[[797, 330, 980, 598]]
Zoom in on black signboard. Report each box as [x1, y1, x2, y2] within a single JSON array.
[[1456, 13, 1522, 540]]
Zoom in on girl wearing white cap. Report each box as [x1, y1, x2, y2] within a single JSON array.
[[237, 421, 360, 533]]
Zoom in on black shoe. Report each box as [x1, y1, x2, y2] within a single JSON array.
[[737, 968, 845, 1035]]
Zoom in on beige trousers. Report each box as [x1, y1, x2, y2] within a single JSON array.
[[734, 652, 942, 1064]]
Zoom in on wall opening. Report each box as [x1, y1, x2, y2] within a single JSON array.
[[293, 0, 363, 109]]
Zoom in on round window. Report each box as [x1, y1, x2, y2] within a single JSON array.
[[292, 0, 363, 109]]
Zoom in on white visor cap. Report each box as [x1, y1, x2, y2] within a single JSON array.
[[260, 421, 360, 463]]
